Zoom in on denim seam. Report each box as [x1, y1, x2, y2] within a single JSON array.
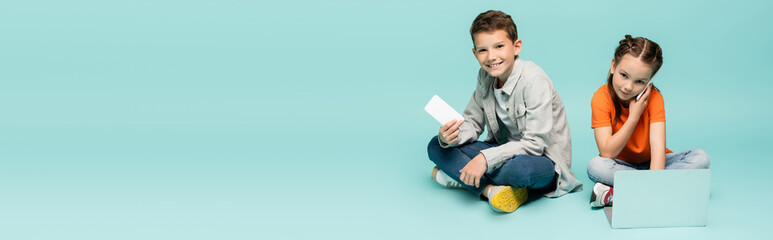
[[452, 146, 474, 162]]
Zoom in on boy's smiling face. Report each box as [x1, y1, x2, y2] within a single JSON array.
[[472, 29, 522, 82]]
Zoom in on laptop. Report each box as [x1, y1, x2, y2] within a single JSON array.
[[603, 169, 711, 228]]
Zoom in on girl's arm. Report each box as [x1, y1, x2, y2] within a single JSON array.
[[594, 86, 652, 158], [649, 122, 666, 170], [593, 116, 639, 159]]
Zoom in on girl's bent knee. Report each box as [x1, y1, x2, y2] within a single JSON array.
[[587, 156, 609, 172], [586, 156, 612, 183], [689, 149, 710, 169]]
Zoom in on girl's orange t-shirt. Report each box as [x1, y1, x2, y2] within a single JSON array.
[[591, 85, 672, 163]]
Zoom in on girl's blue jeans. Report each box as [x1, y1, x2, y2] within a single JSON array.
[[586, 149, 711, 186], [427, 136, 557, 198]]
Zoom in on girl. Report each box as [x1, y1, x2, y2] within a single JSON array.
[[587, 35, 710, 207]]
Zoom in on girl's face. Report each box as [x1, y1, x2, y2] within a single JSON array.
[[611, 54, 655, 104]]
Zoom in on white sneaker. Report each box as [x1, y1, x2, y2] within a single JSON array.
[[430, 166, 464, 189], [590, 182, 613, 207]]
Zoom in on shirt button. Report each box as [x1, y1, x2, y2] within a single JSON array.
[[501, 92, 505, 95], [507, 108, 510, 112]]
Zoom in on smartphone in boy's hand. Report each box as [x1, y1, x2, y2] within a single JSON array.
[[425, 95, 464, 125]]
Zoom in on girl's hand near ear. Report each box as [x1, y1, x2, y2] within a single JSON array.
[[439, 119, 464, 145], [629, 85, 652, 118]]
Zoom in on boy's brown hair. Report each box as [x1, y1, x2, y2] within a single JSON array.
[[470, 10, 518, 44]]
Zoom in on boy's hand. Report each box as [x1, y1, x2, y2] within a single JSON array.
[[438, 119, 463, 145], [460, 153, 487, 188], [630, 85, 651, 118]]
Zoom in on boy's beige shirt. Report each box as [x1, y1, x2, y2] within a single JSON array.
[[441, 56, 583, 197]]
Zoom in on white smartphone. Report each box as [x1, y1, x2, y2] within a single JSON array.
[[424, 95, 464, 125], [636, 82, 653, 101]]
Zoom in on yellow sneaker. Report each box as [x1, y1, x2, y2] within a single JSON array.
[[487, 186, 528, 213]]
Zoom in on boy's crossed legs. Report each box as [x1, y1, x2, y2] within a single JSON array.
[[426, 136, 557, 212]]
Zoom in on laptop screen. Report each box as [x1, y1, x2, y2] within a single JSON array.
[[607, 169, 711, 228]]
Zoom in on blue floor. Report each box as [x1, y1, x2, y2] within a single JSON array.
[[1, 0, 771, 239]]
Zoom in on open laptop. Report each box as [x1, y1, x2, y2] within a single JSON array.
[[603, 169, 711, 228]]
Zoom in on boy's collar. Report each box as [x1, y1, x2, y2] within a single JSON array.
[[494, 56, 524, 95]]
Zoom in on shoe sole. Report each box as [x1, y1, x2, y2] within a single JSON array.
[[431, 166, 439, 181], [489, 186, 528, 213]]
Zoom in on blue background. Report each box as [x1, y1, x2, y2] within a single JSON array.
[[1, 0, 771, 239]]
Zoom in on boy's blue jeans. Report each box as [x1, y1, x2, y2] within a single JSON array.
[[586, 149, 711, 186], [427, 136, 557, 198]]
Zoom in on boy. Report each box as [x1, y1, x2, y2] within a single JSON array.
[[426, 10, 582, 213]]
